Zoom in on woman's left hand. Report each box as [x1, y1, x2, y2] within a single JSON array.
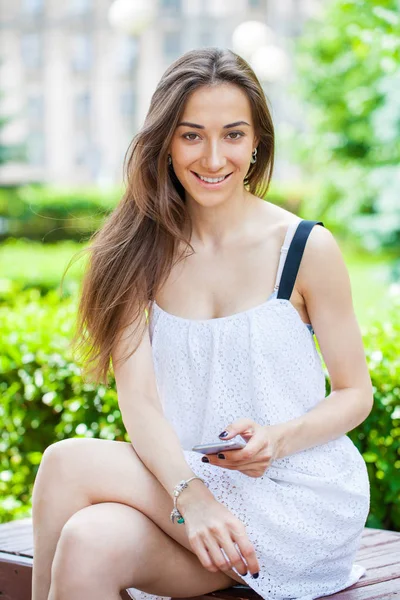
[[202, 418, 286, 478]]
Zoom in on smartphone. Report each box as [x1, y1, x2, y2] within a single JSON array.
[[192, 435, 247, 455]]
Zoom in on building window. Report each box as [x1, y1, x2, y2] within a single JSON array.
[[70, 0, 92, 14], [75, 92, 91, 123], [161, 0, 181, 11], [116, 36, 139, 74], [26, 95, 45, 165], [163, 31, 181, 61], [21, 33, 43, 70], [26, 95, 44, 123], [75, 131, 91, 166], [71, 35, 92, 72], [26, 131, 45, 166], [22, 0, 44, 15], [120, 89, 136, 119]]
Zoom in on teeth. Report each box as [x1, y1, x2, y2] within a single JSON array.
[[198, 174, 227, 183]]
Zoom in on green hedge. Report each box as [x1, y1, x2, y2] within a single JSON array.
[[0, 185, 121, 242], [0, 182, 312, 243], [360, 314, 400, 530], [0, 291, 123, 521], [1, 290, 399, 529]]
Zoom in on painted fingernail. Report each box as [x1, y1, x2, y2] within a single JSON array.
[[217, 453, 225, 459], [251, 572, 259, 579], [219, 431, 229, 438], [201, 456, 209, 463]]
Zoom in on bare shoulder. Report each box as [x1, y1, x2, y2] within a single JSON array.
[[253, 198, 302, 242], [299, 224, 346, 298], [303, 220, 337, 252]]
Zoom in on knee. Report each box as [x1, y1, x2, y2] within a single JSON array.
[[43, 438, 88, 464], [52, 505, 160, 593], [36, 439, 80, 478], [32, 439, 87, 508], [51, 508, 108, 588]]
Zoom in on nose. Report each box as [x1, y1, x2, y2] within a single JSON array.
[[200, 140, 227, 173]]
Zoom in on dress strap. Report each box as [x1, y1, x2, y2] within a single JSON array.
[[272, 220, 301, 294], [274, 220, 325, 300]]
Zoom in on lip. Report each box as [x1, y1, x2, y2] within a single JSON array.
[[191, 171, 233, 189]]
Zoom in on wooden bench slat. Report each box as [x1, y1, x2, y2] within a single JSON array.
[[352, 563, 400, 589], [0, 538, 34, 552], [358, 531, 400, 549], [359, 530, 382, 538], [1, 520, 399, 600], [358, 542, 400, 560], [324, 576, 400, 599], [361, 549, 400, 569]]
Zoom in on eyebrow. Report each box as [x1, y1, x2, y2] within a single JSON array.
[[176, 120, 250, 129]]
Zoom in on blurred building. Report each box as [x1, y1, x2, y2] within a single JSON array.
[[0, 0, 321, 186]]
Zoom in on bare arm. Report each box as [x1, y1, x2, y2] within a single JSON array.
[[276, 225, 374, 457], [112, 309, 213, 506]]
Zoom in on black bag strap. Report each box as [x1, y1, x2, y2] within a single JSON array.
[[277, 220, 325, 301]]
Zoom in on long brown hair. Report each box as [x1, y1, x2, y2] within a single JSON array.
[[73, 47, 275, 384]]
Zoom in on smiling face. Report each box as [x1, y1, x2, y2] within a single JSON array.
[[169, 83, 258, 206]]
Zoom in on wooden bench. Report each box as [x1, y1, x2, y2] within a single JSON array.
[[1, 519, 399, 599]]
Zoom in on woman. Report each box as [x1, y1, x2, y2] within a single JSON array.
[[32, 48, 373, 600]]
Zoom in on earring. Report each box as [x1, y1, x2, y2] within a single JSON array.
[[250, 148, 257, 164], [168, 154, 172, 166]]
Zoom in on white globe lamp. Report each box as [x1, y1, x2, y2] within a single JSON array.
[[108, 0, 156, 36], [250, 45, 289, 82], [231, 21, 275, 61]]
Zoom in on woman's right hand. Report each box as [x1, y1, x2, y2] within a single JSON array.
[[178, 488, 260, 578]]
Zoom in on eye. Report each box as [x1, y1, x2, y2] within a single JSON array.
[[183, 133, 200, 141], [227, 131, 244, 140], [182, 131, 245, 141]]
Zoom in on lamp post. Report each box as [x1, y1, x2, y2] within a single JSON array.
[[108, 0, 157, 129]]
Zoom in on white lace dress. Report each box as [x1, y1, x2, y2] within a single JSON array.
[[127, 220, 370, 600]]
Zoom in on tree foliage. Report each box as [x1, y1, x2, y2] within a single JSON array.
[[294, 0, 400, 251]]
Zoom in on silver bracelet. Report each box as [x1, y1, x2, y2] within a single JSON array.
[[170, 476, 209, 524]]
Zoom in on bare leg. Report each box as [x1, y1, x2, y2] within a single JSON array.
[[32, 442, 92, 600], [47, 502, 242, 600], [31, 438, 246, 600]]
